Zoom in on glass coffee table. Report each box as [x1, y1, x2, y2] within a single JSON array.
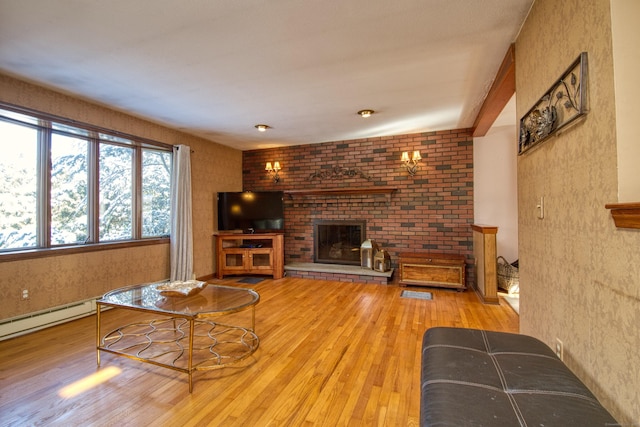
[[96, 281, 259, 392]]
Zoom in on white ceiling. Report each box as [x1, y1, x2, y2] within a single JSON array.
[[0, 0, 531, 151]]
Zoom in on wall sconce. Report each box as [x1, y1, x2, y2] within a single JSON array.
[[265, 161, 281, 183], [401, 151, 422, 176]]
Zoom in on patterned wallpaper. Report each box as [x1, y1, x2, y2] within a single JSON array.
[[0, 74, 242, 319], [516, 0, 639, 424]]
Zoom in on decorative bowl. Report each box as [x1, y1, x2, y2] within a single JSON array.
[[156, 280, 207, 297]]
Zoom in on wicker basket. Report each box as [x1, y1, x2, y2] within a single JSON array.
[[497, 256, 519, 294]]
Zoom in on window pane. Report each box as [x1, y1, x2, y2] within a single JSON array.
[[99, 144, 132, 241], [51, 133, 88, 245], [0, 108, 39, 126], [52, 122, 90, 137], [142, 149, 171, 237], [98, 133, 132, 145], [0, 120, 38, 250]]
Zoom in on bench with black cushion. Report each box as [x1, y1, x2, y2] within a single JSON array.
[[420, 327, 618, 426]]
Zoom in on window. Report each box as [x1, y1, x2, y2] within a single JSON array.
[[0, 104, 172, 253], [99, 143, 133, 241], [0, 120, 38, 249], [142, 149, 171, 238], [51, 132, 89, 245]]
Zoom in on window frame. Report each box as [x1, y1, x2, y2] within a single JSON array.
[[0, 102, 172, 262]]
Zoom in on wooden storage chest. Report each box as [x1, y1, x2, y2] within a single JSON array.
[[399, 252, 466, 290]]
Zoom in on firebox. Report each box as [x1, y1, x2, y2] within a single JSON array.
[[313, 220, 366, 265]]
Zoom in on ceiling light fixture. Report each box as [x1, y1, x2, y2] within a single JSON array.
[[357, 109, 375, 118], [255, 124, 270, 132]]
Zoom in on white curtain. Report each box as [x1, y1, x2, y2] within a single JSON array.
[[170, 145, 194, 281]]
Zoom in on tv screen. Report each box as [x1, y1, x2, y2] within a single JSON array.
[[217, 191, 284, 232]]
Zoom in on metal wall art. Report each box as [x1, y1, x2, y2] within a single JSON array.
[[307, 166, 372, 181], [519, 52, 588, 155]]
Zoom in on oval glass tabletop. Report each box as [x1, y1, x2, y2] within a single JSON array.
[[99, 282, 260, 318]]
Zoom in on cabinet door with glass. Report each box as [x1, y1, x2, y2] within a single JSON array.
[[246, 248, 273, 273]]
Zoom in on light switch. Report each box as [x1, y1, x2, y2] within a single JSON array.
[[537, 196, 544, 219]]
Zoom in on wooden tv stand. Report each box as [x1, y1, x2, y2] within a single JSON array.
[[215, 233, 284, 279]]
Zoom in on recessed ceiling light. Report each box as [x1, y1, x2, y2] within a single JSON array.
[[357, 109, 375, 118], [255, 124, 270, 132]]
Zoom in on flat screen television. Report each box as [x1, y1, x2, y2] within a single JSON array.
[[217, 191, 284, 232]]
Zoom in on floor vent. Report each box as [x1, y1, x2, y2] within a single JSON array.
[[0, 299, 96, 341], [400, 290, 433, 300]]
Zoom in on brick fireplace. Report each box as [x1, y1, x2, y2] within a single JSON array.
[[241, 128, 475, 284]]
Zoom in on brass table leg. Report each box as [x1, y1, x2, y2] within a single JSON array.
[[251, 305, 256, 332], [188, 318, 194, 393], [96, 303, 101, 367]]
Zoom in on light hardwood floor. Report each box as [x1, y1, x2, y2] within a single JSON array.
[[0, 277, 518, 426]]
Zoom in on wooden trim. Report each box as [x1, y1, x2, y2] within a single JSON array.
[[0, 101, 174, 150], [605, 202, 640, 229], [474, 288, 500, 305], [471, 224, 498, 234], [0, 237, 169, 263], [472, 226, 499, 304], [472, 44, 516, 137]]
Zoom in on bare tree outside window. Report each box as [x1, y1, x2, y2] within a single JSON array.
[[142, 149, 171, 237], [99, 144, 133, 241], [51, 133, 89, 245], [0, 121, 38, 250]]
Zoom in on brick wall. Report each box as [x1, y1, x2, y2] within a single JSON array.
[[242, 129, 474, 280]]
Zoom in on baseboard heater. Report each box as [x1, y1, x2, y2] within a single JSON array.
[[0, 298, 97, 341]]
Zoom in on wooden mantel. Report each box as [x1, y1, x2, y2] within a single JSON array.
[[285, 187, 397, 197], [284, 187, 397, 204], [605, 202, 640, 229]]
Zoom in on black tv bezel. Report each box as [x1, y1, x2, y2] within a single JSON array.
[[216, 191, 284, 233]]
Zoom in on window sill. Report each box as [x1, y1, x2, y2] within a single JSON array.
[[0, 237, 170, 263]]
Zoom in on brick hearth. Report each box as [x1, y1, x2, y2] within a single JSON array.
[[284, 262, 393, 285]]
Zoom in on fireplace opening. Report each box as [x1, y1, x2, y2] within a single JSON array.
[[313, 220, 366, 265]]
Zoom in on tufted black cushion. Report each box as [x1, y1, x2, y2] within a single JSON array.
[[420, 327, 619, 426]]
